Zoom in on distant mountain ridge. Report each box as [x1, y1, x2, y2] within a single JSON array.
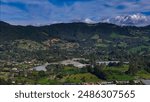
[[71, 14, 150, 26], [0, 21, 150, 43], [102, 14, 150, 26], [1, 14, 149, 27]]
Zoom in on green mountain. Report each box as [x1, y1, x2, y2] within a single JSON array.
[[1, 21, 149, 42], [0, 21, 150, 62]]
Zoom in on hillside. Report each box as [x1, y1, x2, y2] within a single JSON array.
[[0, 21, 150, 62], [0, 21, 150, 85], [1, 21, 150, 42]]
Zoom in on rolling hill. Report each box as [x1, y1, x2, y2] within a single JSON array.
[[0, 21, 150, 62]]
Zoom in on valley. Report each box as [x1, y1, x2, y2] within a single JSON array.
[[0, 21, 150, 85]]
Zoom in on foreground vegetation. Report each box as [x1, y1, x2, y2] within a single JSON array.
[[0, 55, 149, 85]]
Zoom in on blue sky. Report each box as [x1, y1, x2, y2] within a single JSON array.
[[0, 0, 150, 25]]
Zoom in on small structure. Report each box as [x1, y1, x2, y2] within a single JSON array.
[[60, 59, 88, 68], [33, 65, 47, 71], [97, 61, 120, 65]]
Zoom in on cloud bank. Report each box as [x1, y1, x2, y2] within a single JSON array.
[[0, 0, 150, 25]]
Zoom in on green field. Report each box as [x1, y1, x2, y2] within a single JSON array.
[[63, 73, 102, 84], [135, 70, 150, 79], [103, 65, 134, 81]]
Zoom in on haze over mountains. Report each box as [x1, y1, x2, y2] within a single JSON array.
[[29, 14, 150, 27], [77, 14, 150, 27], [41, 14, 150, 27], [2, 14, 149, 27], [101, 14, 150, 26]]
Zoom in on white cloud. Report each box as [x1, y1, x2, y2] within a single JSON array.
[[0, 0, 150, 25]]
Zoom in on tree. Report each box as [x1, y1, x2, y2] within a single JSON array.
[[127, 56, 139, 75], [94, 64, 106, 79], [38, 71, 46, 78]]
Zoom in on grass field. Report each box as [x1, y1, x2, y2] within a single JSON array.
[[63, 73, 102, 83], [102, 65, 150, 81], [103, 65, 135, 81], [135, 70, 150, 79]]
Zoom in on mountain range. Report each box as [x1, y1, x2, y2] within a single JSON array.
[[0, 20, 150, 62], [0, 20, 150, 42], [0, 20, 149, 42], [102, 14, 150, 26], [72, 14, 150, 27]]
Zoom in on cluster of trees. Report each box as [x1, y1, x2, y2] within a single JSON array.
[[86, 64, 106, 80], [127, 55, 150, 75], [0, 78, 12, 85]]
